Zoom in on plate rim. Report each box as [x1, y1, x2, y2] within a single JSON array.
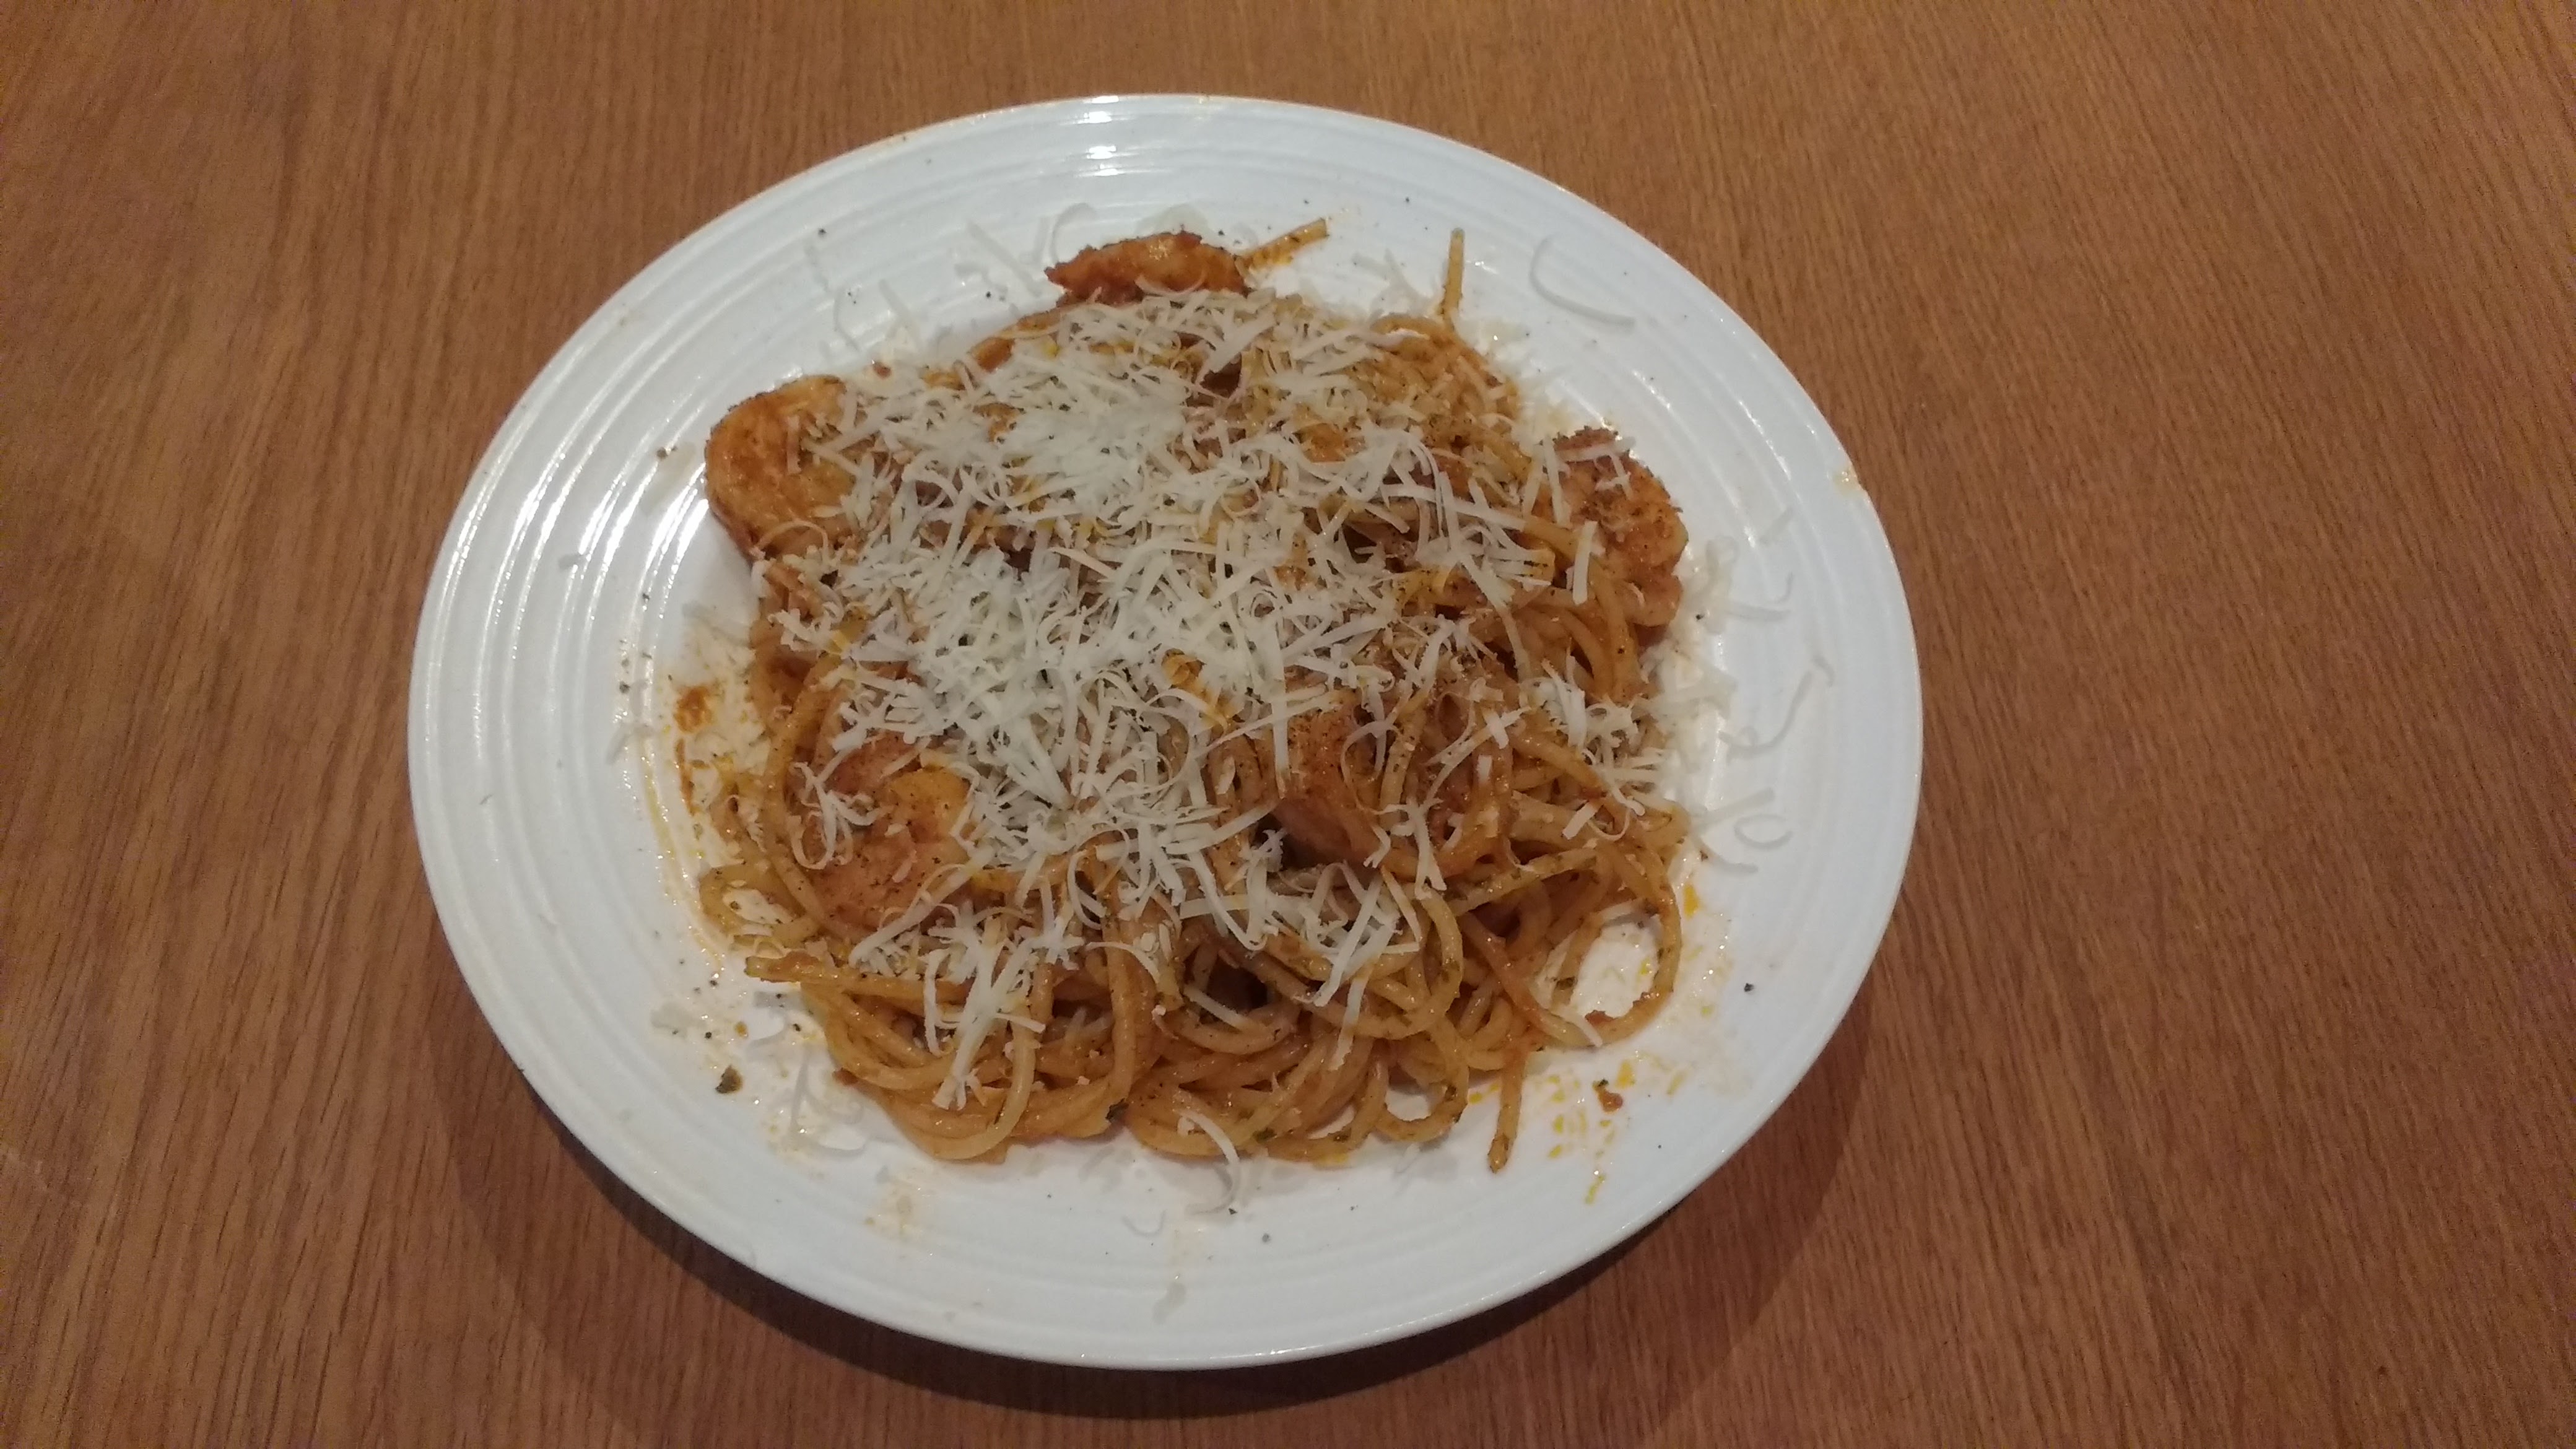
[[409, 92, 1921, 1368]]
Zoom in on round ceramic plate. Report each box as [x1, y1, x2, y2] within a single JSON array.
[[410, 95, 1918, 1368]]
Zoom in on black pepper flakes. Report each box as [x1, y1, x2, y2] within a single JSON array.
[[715, 1066, 743, 1094]]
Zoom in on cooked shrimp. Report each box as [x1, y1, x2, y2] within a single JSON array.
[[1556, 428, 1686, 627], [1045, 231, 1247, 305], [703, 376, 854, 557], [805, 740, 972, 936], [1271, 691, 1382, 866]]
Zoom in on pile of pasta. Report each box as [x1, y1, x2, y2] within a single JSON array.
[[684, 227, 1698, 1172]]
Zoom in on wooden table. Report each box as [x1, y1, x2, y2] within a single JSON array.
[[5, 4, 2567, 1443]]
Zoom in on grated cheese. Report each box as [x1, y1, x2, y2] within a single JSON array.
[[1560, 801, 1600, 840], [730, 281, 1688, 1066], [1177, 1103, 1243, 1211]]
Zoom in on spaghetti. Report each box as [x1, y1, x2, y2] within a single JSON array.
[[682, 227, 1699, 1172]]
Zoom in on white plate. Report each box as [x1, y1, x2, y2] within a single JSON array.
[[409, 95, 1918, 1368]]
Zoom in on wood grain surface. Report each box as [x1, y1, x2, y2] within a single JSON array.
[[4, 3, 2569, 1443]]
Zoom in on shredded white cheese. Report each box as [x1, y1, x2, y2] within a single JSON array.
[[731, 282, 1689, 1080]]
